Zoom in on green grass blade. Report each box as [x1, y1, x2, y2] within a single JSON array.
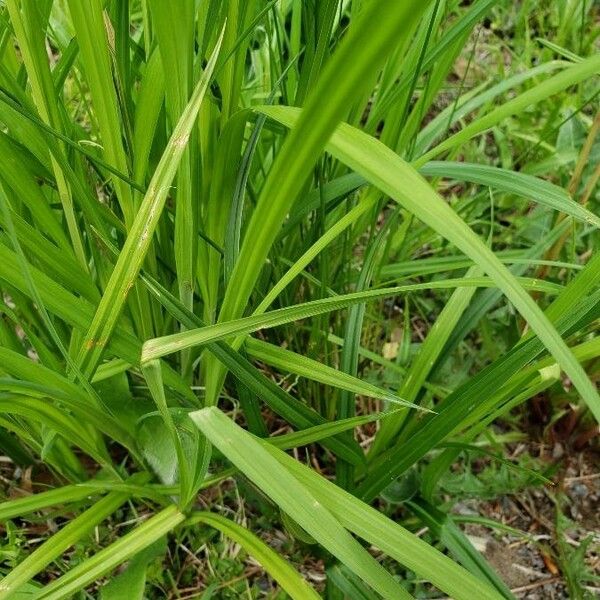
[[191, 407, 413, 600], [420, 161, 600, 228], [0, 183, 128, 453], [0, 87, 144, 194], [438, 221, 573, 359], [412, 61, 568, 155], [266, 444, 504, 600], [0, 485, 100, 522], [327, 564, 381, 600], [142, 277, 560, 363], [101, 239, 366, 464], [0, 242, 196, 406], [255, 197, 378, 316], [210, 0, 435, 406], [148, 0, 197, 339], [0, 132, 69, 252], [358, 290, 600, 501], [36, 506, 185, 600], [370, 266, 482, 456], [408, 499, 514, 599], [0, 349, 134, 449], [186, 512, 320, 600], [269, 412, 392, 452], [0, 490, 130, 598], [367, 0, 498, 127], [141, 359, 190, 506], [417, 53, 600, 166], [75, 27, 224, 379], [5, 0, 86, 263], [337, 207, 398, 489], [66, 0, 134, 224], [245, 338, 420, 410], [260, 105, 600, 423]]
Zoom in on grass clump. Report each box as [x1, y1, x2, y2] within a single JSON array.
[[0, 0, 598, 598]]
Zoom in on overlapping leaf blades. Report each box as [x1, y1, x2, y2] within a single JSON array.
[[0, 0, 597, 597]]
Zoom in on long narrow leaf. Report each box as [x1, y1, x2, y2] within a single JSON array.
[[75, 27, 224, 379], [191, 407, 412, 600], [186, 512, 320, 600], [259, 105, 600, 423], [142, 277, 558, 363]]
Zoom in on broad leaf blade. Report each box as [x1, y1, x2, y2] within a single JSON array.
[[191, 407, 412, 600]]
